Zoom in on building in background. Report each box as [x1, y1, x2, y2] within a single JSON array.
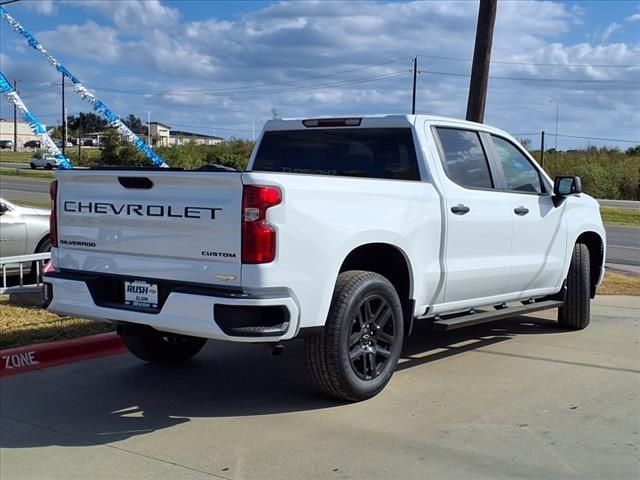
[[0, 119, 46, 148], [149, 122, 222, 146], [169, 130, 223, 146], [149, 122, 171, 147]]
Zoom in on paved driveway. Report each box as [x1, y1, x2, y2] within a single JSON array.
[[1, 296, 638, 480]]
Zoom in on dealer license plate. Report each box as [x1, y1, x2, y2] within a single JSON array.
[[124, 280, 159, 309]]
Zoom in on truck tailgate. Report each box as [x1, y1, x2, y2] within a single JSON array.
[[54, 170, 243, 287]]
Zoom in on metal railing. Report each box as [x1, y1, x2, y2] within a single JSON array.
[[0, 253, 51, 294]]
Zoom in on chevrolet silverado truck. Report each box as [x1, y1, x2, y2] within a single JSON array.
[[44, 115, 606, 401]]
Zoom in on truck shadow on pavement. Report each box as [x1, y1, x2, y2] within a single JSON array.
[[0, 314, 566, 449]]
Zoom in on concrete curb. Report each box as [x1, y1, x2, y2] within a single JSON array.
[[0, 332, 125, 378]]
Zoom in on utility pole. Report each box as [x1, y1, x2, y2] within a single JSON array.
[[540, 131, 545, 168], [61, 74, 66, 155], [465, 0, 497, 123], [554, 105, 559, 165], [147, 111, 151, 145], [78, 112, 82, 160], [13, 79, 18, 151], [411, 56, 417, 115]]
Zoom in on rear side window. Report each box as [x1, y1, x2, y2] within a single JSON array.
[[491, 136, 543, 193], [435, 128, 493, 189], [252, 128, 420, 180]]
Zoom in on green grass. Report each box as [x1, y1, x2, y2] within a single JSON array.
[[0, 297, 114, 350], [10, 199, 50, 208], [0, 167, 53, 180], [600, 207, 640, 227], [0, 151, 32, 163]]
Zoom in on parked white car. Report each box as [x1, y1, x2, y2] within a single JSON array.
[[45, 114, 606, 401], [0, 198, 50, 257], [30, 153, 62, 170]]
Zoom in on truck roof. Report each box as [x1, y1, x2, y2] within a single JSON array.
[[263, 114, 511, 137]]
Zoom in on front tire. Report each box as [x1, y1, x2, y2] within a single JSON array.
[[30, 162, 36, 169], [305, 271, 404, 402], [120, 324, 207, 364], [558, 243, 591, 329]]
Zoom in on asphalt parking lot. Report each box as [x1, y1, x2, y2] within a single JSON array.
[[1, 295, 638, 480]]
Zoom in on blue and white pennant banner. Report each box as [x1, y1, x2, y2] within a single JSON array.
[[0, 6, 168, 168], [0, 71, 73, 170]]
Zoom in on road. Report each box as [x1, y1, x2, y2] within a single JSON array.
[[606, 225, 640, 267], [1, 296, 638, 480], [0, 176, 51, 204], [0, 162, 32, 170], [1, 176, 638, 266], [598, 199, 640, 210]]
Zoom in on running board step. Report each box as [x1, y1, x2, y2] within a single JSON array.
[[432, 300, 564, 332]]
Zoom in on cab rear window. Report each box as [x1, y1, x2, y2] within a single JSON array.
[[252, 128, 420, 181]]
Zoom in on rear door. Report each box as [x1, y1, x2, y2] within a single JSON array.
[[487, 135, 567, 293], [432, 127, 513, 304], [55, 170, 244, 287]]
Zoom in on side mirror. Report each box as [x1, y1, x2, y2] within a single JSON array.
[[0, 202, 8, 215], [554, 176, 582, 196]]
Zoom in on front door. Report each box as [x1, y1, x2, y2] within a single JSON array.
[[433, 127, 513, 305], [489, 135, 567, 293]]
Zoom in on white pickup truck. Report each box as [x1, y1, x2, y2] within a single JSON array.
[[44, 115, 606, 401]]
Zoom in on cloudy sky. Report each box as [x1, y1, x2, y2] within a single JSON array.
[[0, 0, 638, 149]]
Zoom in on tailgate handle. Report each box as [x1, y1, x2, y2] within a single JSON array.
[[118, 177, 154, 189]]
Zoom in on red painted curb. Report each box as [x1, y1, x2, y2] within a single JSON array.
[[0, 332, 126, 378]]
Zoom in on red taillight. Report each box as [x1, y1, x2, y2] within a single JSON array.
[[49, 180, 58, 247], [242, 185, 281, 264]]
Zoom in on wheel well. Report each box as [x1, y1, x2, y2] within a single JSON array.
[[34, 234, 50, 253], [576, 232, 604, 298], [339, 243, 414, 333]]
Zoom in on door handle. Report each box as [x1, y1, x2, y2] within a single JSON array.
[[451, 204, 470, 215], [514, 206, 529, 216]]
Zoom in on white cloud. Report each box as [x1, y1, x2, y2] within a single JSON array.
[[21, 0, 57, 16], [38, 22, 123, 64], [601, 22, 621, 41]]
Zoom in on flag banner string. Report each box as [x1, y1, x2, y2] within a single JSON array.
[[0, 71, 73, 170], [0, 6, 168, 168]]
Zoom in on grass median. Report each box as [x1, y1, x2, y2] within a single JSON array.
[[1, 270, 637, 349], [0, 151, 32, 163], [600, 207, 640, 227], [0, 167, 54, 180], [0, 297, 114, 350]]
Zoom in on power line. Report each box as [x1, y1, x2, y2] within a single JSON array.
[[86, 56, 412, 95], [419, 69, 639, 85], [88, 70, 410, 97], [417, 53, 640, 69], [512, 132, 639, 144]]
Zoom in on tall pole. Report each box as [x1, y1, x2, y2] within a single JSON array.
[[61, 73, 66, 155], [411, 56, 417, 115], [465, 0, 497, 123], [554, 105, 559, 165], [147, 111, 151, 145], [540, 131, 545, 168], [78, 112, 82, 160], [12, 79, 17, 151]]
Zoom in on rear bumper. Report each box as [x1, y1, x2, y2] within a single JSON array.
[[44, 274, 300, 343]]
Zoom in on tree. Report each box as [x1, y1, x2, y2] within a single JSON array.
[[66, 112, 108, 134], [518, 138, 532, 150], [123, 114, 146, 134]]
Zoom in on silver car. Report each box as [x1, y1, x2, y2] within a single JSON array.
[[30, 153, 61, 170], [0, 198, 51, 257]]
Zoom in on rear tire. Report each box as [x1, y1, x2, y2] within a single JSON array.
[[120, 325, 207, 364], [305, 271, 404, 402], [558, 243, 591, 329], [45, 163, 53, 170]]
